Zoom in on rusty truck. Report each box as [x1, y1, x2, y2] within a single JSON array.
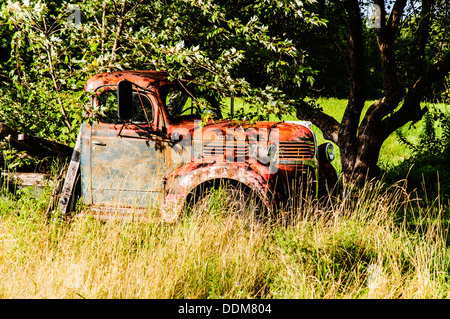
[[59, 70, 339, 221]]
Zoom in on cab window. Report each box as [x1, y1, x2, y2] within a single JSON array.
[[159, 84, 223, 119], [97, 90, 153, 124], [161, 86, 198, 118]]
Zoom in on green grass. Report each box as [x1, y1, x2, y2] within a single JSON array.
[[0, 178, 449, 298], [0, 98, 449, 299]]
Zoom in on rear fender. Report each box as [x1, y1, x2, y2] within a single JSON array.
[[160, 161, 271, 222]]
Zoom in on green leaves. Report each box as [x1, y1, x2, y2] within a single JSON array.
[[129, 0, 322, 121], [0, 0, 324, 146]]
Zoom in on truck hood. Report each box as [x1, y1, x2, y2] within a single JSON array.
[[166, 118, 315, 144]]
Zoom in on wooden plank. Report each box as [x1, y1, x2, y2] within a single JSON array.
[[59, 130, 82, 217], [45, 166, 67, 217], [1, 172, 50, 188]]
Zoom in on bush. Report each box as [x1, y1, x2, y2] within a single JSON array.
[[383, 106, 450, 202]]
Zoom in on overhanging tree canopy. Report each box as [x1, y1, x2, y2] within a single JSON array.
[[0, 0, 323, 144]]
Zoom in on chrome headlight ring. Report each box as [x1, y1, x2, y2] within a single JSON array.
[[267, 143, 278, 162], [318, 142, 335, 162], [326, 143, 335, 162]]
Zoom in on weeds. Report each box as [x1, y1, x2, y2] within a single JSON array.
[[0, 174, 449, 299]]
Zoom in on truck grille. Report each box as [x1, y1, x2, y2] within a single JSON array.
[[279, 141, 315, 161], [203, 141, 249, 160]]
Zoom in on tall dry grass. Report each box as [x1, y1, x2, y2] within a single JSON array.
[[0, 179, 449, 298]]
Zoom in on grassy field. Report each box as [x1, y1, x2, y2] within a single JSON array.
[[0, 98, 449, 299], [1, 179, 449, 298]]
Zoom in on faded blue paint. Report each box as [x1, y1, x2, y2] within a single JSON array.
[[80, 122, 167, 208], [92, 123, 166, 207]]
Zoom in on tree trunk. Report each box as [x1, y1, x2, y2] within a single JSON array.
[[338, 0, 367, 185]]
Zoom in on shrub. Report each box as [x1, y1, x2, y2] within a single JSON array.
[[383, 106, 450, 202]]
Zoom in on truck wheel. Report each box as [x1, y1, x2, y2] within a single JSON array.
[[190, 182, 268, 224]]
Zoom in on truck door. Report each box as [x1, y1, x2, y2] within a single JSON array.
[[89, 90, 165, 208]]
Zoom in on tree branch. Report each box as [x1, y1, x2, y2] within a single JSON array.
[[387, 0, 407, 36], [101, 2, 107, 67], [374, 0, 403, 98], [410, 0, 434, 81], [364, 0, 437, 132], [295, 100, 340, 144], [411, 52, 450, 96], [44, 41, 72, 130], [382, 52, 450, 138], [109, 0, 127, 69], [0, 123, 72, 159]]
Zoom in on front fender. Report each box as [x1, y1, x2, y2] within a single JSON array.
[[160, 160, 272, 222], [318, 162, 339, 197]]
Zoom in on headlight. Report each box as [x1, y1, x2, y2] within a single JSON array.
[[326, 143, 335, 162], [318, 143, 335, 162], [267, 143, 278, 161], [257, 142, 278, 165]]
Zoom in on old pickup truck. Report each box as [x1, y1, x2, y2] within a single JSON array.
[[59, 70, 338, 221]]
